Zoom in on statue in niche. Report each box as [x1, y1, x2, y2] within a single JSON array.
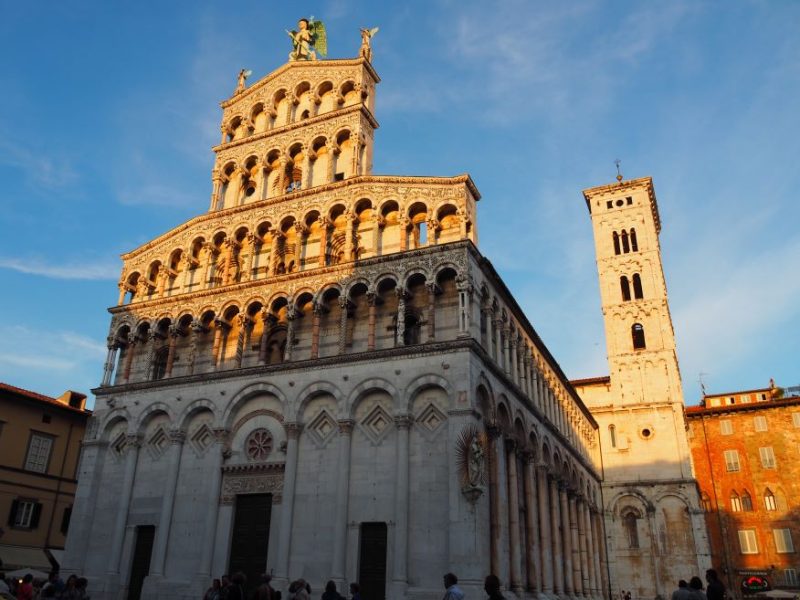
[[359, 27, 379, 62], [456, 424, 486, 502], [287, 17, 327, 61]]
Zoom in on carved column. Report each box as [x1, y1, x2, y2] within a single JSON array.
[[537, 464, 554, 595], [117, 282, 127, 306], [503, 325, 512, 376], [269, 230, 283, 276], [510, 332, 519, 384], [245, 233, 260, 282], [326, 143, 336, 183], [301, 151, 312, 190], [209, 171, 222, 211], [212, 319, 228, 369], [523, 452, 542, 595], [295, 222, 309, 271], [486, 425, 502, 577], [277, 157, 288, 195], [122, 333, 137, 383], [344, 212, 356, 261], [107, 434, 141, 574], [493, 318, 504, 367], [202, 243, 215, 289], [456, 278, 473, 338], [506, 439, 524, 594], [198, 429, 228, 578], [317, 217, 331, 268], [276, 423, 302, 583], [392, 415, 413, 596], [143, 330, 159, 381], [550, 474, 565, 595], [285, 306, 297, 362], [101, 337, 118, 386], [187, 320, 203, 375], [398, 216, 409, 251], [259, 312, 275, 364], [164, 325, 180, 378], [235, 315, 252, 368], [367, 292, 377, 351], [331, 420, 354, 584], [150, 429, 185, 576], [426, 282, 438, 342], [560, 484, 574, 597], [395, 287, 407, 347], [310, 303, 323, 358], [372, 214, 384, 255], [338, 296, 350, 354]]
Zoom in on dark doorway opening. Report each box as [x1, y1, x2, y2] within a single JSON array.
[[127, 525, 155, 600], [358, 522, 388, 600], [228, 493, 272, 594]]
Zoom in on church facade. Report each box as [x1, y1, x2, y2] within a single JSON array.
[[62, 52, 610, 600]]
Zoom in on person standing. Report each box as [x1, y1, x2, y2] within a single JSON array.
[[706, 570, 725, 600], [484, 575, 505, 600], [443, 574, 464, 600], [204, 579, 222, 600], [672, 580, 690, 600], [348, 583, 360, 600], [687, 577, 707, 600], [321, 581, 342, 600], [16, 575, 33, 600]]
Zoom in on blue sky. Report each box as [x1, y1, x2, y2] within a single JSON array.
[[1, 2, 798, 408]]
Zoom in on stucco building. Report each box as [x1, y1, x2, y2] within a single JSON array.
[[62, 39, 608, 600], [687, 385, 800, 597], [0, 383, 90, 571], [572, 177, 711, 598]]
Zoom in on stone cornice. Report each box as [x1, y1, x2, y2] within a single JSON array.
[[119, 175, 480, 261], [220, 57, 381, 108], [213, 103, 379, 153], [582, 176, 661, 234]]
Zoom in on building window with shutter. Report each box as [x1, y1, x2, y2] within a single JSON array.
[[774, 529, 795, 553], [759, 447, 776, 469], [24, 432, 55, 473], [792, 413, 800, 428], [8, 499, 42, 529], [764, 489, 777, 511], [754, 416, 768, 432], [724, 449, 741, 472], [730, 493, 742, 512], [738, 529, 759, 554], [720, 420, 733, 435]]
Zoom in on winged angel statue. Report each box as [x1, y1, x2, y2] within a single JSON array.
[[287, 17, 327, 61]]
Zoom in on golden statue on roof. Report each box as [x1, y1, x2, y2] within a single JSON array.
[[287, 17, 327, 61]]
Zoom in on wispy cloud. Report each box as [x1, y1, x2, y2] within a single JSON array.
[[0, 256, 119, 280], [0, 138, 78, 189], [0, 325, 105, 375]]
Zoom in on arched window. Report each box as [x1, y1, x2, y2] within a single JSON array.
[[609, 424, 617, 448], [632, 323, 646, 350], [620, 276, 631, 302], [730, 492, 742, 512], [741, 491, 753, 511], [632, 273, 643, 299], [613, 232, 621, 255], [630, 228, 638, 252], [621, 230, 630, 253], [622, 511, 640, 548], [765, 488, 777, 511]]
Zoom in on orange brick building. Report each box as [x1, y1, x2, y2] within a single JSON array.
[[686, 385, 800, 598]]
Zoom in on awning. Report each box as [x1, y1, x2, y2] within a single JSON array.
[[0, 544, 53, 571]]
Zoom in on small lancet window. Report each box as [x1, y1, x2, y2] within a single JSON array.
[[730, 492, 742, 513], [632, 323, 646, 350], [632, 273, 643, 299], [623, 511, 640, 549], [741, 491, 753, 511], [620, 276, 631, 301], [765, 488, 777, 511], [609, 424, 617, 448], [621, 230, 630, 253], [613, 232, 621, 255], [630, 228, 639, 252]]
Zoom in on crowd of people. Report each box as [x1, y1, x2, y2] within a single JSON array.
[[203, 573, 363, 600], [671, 569, 727, 600], [0, 571, 89, 600]]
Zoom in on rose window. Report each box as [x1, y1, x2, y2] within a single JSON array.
[[245, 428, 273, 461]]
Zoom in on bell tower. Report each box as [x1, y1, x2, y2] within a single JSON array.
[[577, 175, 710, 598]]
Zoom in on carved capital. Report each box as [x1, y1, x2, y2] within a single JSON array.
[[284, 422, 303, 439], [168, 429, 187, 445], [393, 414, 413, 430], [124, 433, 142, 448], [337, 419, 355, 435]]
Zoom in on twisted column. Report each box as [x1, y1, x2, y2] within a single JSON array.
[[426, 282, 438, 342], [338, 296, 350, 354], [395, 287, 407, 346], [285, 306, 297, 361], [235, 315, 252, 368], [367, 292, 377, 350]]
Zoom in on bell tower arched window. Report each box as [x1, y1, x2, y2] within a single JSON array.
[[613, 232, 621, 255], [630, 228, 638, 252], [632, 273, 643, 299], [621, 230, 630, 253], [632, 323, 646, 350], [620, 276, 631, 301]]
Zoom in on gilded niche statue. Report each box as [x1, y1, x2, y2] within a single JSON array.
[[287, 17, 327, 61]]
